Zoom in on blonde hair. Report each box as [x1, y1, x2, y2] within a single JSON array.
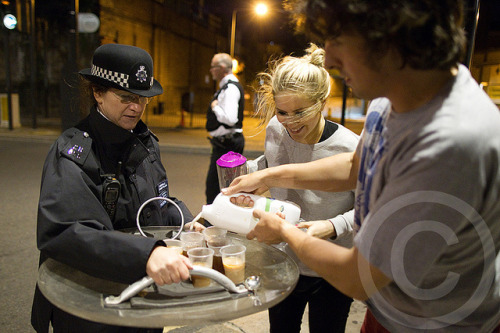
[[255, 43, 330, 127]]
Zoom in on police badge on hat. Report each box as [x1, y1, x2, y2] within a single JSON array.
[[79, 44, 163, 97], [136, 66, 148, 83]]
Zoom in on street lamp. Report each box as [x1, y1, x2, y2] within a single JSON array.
[[255, 3, 268, 16], [230, 2, 268, 58]]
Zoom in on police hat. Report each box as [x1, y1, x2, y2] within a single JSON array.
[[79, 43, 163, 97]]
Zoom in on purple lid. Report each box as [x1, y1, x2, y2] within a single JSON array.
[[216, 151, 247, 168]]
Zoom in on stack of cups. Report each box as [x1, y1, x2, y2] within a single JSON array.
[[180, 229, 247, 287]]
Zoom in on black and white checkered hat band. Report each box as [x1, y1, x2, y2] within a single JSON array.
[[91, 64, 129, 88]]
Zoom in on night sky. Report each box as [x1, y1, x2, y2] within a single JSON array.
[[205, 0, 309, 55], [205, 0, 500, 56]]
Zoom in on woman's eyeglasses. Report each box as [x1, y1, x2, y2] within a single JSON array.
[[111, 91, 152, 105]]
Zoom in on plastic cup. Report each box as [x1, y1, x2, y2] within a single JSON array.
[[216, 152, 247, 190], [187, 247, 214, 288], [202, 226, 227, 243], [207, 237, 231, 274], [220, 244, 246, 285], [163, 239, 183, 255], [180, 232, 205, 257]]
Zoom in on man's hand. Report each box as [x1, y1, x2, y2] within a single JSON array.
[[297, 220, 337, 239], [211, 100, 219, 109], [247, 209, 294, 244], [146, 247, 192, 285]]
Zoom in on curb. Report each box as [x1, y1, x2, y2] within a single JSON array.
[[0, 128, 264, 158], [159, 144, 263, 158]]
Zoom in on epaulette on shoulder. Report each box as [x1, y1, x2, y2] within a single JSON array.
[[60, 129, 93, 166], [149, 130, 159, 142]]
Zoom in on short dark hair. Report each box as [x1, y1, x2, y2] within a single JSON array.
[[286, 0, 466, 70], [79, 76, 109, 115]]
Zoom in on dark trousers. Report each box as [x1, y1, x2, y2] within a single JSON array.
[[205, 133, 244, 204], [51, 308, 162, 333], [269, 275, 353, 333], [31, 286, 162, 333]]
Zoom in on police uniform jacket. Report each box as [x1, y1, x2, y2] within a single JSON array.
[[31, 107, 193, 331]]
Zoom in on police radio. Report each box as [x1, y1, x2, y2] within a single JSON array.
[[102, 162, 122, 221]]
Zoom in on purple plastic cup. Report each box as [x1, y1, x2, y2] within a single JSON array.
[[216, 152, 247, 190]]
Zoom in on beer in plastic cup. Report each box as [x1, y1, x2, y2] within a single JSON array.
[[187, 247, 214, 288], [220, 244, 246, 285], [163, 239, 183, 255]]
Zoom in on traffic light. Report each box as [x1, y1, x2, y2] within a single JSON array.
[[1, 0, 17, 30]]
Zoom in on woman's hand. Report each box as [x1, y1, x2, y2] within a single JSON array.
[[297, 220, 336, 239], [146, 246, 192, 285], [184, 221, 206, 232], [221, 172, 269, 196], [229, 194, 255, 207]]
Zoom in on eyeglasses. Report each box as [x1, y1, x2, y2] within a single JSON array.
[[110, 90, 152, 105]]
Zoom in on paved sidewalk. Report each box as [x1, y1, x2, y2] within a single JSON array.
[[0, 113, 364, 155], [0, 116, 266, 155]]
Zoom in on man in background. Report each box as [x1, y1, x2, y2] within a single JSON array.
[[205, 53, 245, 204]]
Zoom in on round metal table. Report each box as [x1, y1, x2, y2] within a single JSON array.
[[37, 226, 299, 328]]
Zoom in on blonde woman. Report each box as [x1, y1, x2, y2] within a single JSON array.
[[247, 44, 359, 332]]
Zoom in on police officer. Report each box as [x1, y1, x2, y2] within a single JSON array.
[[205, 53, 245, 204], [31, 44, 194, 333]]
